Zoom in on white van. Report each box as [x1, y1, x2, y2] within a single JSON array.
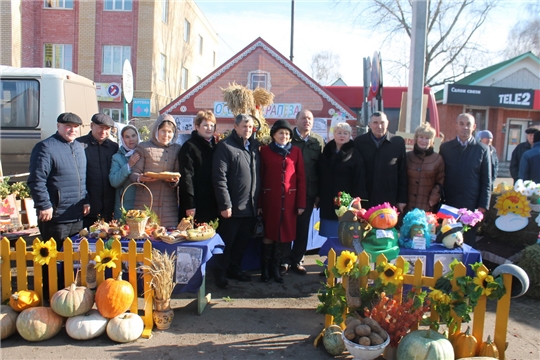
[[0, 66, 98, 178]]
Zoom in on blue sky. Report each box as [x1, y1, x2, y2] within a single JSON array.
[[195, 0, 525, 86]]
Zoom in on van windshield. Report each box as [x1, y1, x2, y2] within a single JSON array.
[[1, 79, 39, 129]]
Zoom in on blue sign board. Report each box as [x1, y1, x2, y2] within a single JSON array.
[[132, 98, 151, 117]]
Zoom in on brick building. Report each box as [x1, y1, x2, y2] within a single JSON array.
[[160, 37, 356, 142], [435, 52, 540, 163], [1, 0, 218, 120]]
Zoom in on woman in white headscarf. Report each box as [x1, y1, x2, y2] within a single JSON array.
[[109, 124, 141, 219]]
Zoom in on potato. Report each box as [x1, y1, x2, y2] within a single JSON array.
[[345, 316, 362, 326], [354, 324, 371, 336], [358, 336, 371, 346], [368, 332, 384, 345], [364, 317, 383, 333], [377, 329, 388, 341], [344, 328, 356, 340], [345, 319, 363, 332]]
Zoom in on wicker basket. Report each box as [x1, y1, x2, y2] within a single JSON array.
[[121, 182, 153, 239]]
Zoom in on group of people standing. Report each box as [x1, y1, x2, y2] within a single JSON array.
[[28, 107, 498, 292]]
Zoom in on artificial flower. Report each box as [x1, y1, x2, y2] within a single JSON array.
[[458, 208, 484, 227], [336, 250, 357, 275], [473, 270, 495, 297], [379, 262, 404, 286], [94, 249, 119, 272], [428, 287, 451, 305], [31, 240, 58, 265]]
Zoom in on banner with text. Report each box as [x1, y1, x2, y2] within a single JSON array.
[[443, 84, 535, 109], [213, 102, 302, 119]]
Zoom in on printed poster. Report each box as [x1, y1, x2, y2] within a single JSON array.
[[176, 246, 203, 284], [434, 253, 463, 275]]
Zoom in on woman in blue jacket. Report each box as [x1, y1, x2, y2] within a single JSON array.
[[109, 125, 141, 219]]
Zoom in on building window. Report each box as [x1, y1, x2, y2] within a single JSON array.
[[213, 51, 216, 67], [44, 44, 73, 71], [160, 54, 166, 81], [102, 45, 131, 75], [162, 0, 168, 23], [182, 67, 189, 90], [104, 0, 132, 11], [0, 79, 39, 129], [103, 108, 124, 122], [198, 35, 203, 55], [248, 71, 270, 90], [184, 20, 190, 43], [44, 0, 73, 9]]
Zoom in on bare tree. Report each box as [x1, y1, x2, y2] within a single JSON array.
[[503, 2, 540, 58], [339, 0, 500, 87], [310, 51, 342, 85]]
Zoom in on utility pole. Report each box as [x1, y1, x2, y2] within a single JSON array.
[[290, 0, 295, 62], [406, 0, 428, 133]]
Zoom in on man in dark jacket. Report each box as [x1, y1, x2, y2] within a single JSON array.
[[28, 112, 90, 298], [518, 131, 540, 182], [28, 112, 90, 247], [440, 113, 491, 247], [476, 130, 498, 189], [77, 113, 119, 227], [510, 127, 539, 183], [285, 109, 325, 275], [354, 111, 407, 212], [212, 114, 260, 289]]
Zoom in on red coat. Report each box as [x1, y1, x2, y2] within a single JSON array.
[[260, 144, 306, 242]]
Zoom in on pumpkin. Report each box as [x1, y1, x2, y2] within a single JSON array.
[[16, 307, 64, 341], [448, 328, 463, 344], [397, 330, 454, 360], [1, 305, 19, 340], [106, 313, 144, 343], [10, 290, 40, 312], [66, 309, 108, 340], [323, 325, 345, 355], [368, 207, 398, 229], [453, 326, 478, 358], [478, 335, 499, 358], [337, 211, 363, 248], [95, 272, 134, 318], [51, 282, 94, 317]]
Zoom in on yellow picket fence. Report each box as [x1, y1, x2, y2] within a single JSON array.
[[0, 237, 154, 339], [323, 248, 513, 360]]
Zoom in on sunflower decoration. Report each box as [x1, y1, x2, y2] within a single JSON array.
[[473, 270, 497, 297], [335, 250, 357, 275], [378, 262, 404, 286], [428, 287, 451, 305], [31, 240, 58, 265], [94, 249, 120, 272]]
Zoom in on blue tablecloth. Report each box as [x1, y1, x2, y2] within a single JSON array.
[[319, 237, 481, 277], [74, 235, 225, 294]]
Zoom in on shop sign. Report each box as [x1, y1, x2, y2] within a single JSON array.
[[443, 84, 535, 109], [132, 98, 151, 117], [96, 82, 122, 102], [213, 102, 302, 119]]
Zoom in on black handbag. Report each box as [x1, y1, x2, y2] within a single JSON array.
[[252, 215, 265, 238]]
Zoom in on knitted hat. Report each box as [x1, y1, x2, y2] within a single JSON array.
[[270, 119, 293, 138]]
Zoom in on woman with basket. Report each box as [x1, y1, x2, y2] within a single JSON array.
[[109, 125, 141, 220], [129, 114, 181, 228]]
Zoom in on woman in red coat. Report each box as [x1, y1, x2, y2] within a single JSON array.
[[259, 120, 306, 283]]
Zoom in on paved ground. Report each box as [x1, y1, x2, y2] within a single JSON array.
[[1, 253, 539, 360]]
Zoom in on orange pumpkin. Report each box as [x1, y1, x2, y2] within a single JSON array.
[[10, 290, 40, 312], [453, 326, 478, 358], [95, 272, 134, 319], [448, 328, 463, 344], [478, 335, 499, 358], [368, 207, 398, 229]]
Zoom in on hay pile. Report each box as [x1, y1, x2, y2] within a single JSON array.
[[517, 244, 540, 299], [221, 83, 274, 144]]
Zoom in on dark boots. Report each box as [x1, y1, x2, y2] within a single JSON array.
[[261, 243, 272, 282], [270, 242, 284, 284]]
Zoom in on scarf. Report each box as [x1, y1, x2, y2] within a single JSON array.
[[120, 125, 140, 157], [413, 143, 434, 157], [269, 141, 292, 157]]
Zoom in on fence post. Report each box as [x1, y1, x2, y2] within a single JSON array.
[[430, 261, 444, 329], [472, 264, 488, 347], [141, 239, 153, 339], [16, 238, 28, 292], [1, 238, 12, 301], [494, 273, 512, 360], [450, 262, 467, 333], [127, 239, 138, 315]]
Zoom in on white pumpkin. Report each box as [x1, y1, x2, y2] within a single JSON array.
[[51, 282, 95, 317], [1, 305, 19, 340], [106, 313, 144, 343], [66, 310, 108, 340]]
